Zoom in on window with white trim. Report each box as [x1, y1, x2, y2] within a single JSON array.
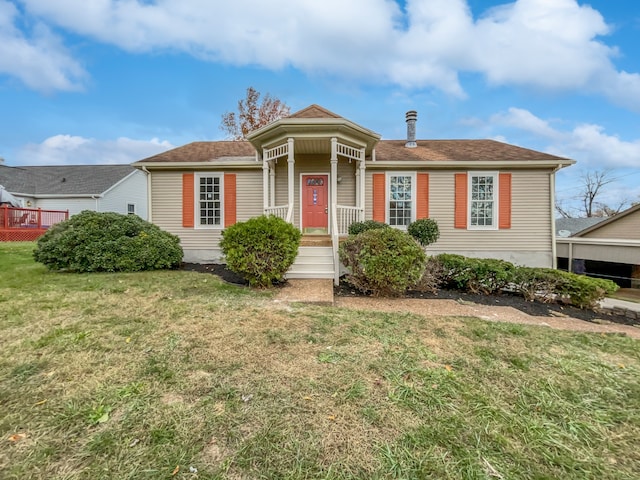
[[127, 203, 136, 215], [388, 173, 415, 227], [469, 172, 497, 229], [197, 174, 223, 227]]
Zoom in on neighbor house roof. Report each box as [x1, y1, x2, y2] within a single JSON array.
[[572, 204, 640, 237], [555, 217, 606, 237], [0, 164, 138, 196]]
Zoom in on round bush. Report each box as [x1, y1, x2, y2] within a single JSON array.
[[220, 215, 301, 288], [348, 220, 390, 236], [408, 218, 440, 247], [33, 210, 183, 272], [339, 228, 426, 297]]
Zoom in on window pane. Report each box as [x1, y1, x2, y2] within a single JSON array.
[[198, 176, 222, 226], [470, 174, 495, 227], [389, 175, 413, 226]]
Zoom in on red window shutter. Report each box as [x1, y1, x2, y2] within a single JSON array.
[[454, 173, 467, 229], [372, 173, 386, 222], [224, 173, 237, 227], [416, 173, 429, 219], [182, 173, 194, 228], [499, 173, 512, 229]]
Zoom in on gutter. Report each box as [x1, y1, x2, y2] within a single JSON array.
[[142, 166, 152, 222], [550, 163, 563, 269]]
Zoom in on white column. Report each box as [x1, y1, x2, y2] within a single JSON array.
[[269, 161, 276, 207], [330, 138, 338, 230], [262, 150, 269, 212], [287, 138, 295, 221], [359, 150, 366, 218]]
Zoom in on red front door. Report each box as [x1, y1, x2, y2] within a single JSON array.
[[302, 175, 328, 232]]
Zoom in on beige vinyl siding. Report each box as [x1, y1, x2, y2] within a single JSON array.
[[365, 169, 553, 265], [581, 210, 640, 240], [150, 169, 263, 251], [274, 154, 356, 228]]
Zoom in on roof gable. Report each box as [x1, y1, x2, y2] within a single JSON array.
[[287, 104, 342, 119]]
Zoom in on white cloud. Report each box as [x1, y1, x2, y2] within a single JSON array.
[[491, 107, 640, 169], [15, 135, 174, 165], [11, 0, 640, 108], [0, 0, 86, 92]]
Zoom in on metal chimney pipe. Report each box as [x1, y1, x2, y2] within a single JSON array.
[[405, 110, 417, 148]]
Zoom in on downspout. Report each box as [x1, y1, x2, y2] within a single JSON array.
[[142, 166, 152, 222], [550, 164, 561, 269], [91, 195, 99, 212]]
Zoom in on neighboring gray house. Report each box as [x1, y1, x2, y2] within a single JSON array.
[[0, 164, 148, 219], [556, 206, 640, 287]]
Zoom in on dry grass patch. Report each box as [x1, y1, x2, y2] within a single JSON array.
[[1, 243, 639, 479]]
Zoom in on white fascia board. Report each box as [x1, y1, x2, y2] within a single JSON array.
[[365, 160, 575, 169]]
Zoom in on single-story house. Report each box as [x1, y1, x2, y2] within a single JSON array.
[[556, 204, 640, 287], [133, 104, 574, 283], [0, 164, 148, 219]]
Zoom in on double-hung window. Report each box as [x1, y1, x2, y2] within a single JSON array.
[[197, 173, 223, 227], [469, 172, 497, 229], [388, 173, 415, 228]]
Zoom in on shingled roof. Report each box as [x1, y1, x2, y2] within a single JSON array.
[[373, 139, 569, 162], [0, 164, 137, 195], [287, 104, 342, 119], [135, 141, 255, 164]]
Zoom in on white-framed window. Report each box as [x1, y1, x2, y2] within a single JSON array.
[[468, 172, 498, 230], [196, 173, 223, 227], [387, 172, 416, 228], [127, 203, 136, 215]]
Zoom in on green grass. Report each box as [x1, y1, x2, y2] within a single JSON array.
[[1, 242, 639, 479]]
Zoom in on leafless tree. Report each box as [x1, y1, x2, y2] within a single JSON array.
[[220, 87, 290, 140], [556, 169, 630, 218]]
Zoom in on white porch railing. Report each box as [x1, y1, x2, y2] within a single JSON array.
[[336, 205, 363, 235], [265, 205, 288, 219]]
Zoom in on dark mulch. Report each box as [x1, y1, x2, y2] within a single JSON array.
[[183, 263, 639, 327]]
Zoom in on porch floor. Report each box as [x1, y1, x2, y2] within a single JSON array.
[[300, 235, 332, 247]]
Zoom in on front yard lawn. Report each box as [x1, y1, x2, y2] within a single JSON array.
[[1, 242, 639, 479]]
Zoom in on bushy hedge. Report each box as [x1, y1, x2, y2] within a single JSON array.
[[33, 211, 183, 272], [339, 228, 426, 297], [436, 254, 516, 295], [434, 254, 619, 309], [347, 220, 389, 236], [220, 215, 301, 288], [407, 218, 440, 247]]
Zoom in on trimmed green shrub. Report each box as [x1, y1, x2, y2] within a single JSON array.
[[220, 215, 301, 288], [555, 271, 619, 309], [339, 228, 426, 297], [33, 210, 182, 272], [408, 218, 440, 247], [347, 220, 389, 236], [512, 267, 564, 303], [412, 256, 444, 293], [437, 254, 515, 295]]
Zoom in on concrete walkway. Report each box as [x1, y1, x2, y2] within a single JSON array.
[[275, 279, 334, 305]]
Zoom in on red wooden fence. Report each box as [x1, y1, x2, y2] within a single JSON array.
[[0, 205, 69, 241]]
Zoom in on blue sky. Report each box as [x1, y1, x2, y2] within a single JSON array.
[[1, 0, 639, 216]]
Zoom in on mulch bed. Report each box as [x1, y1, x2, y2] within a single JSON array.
[[183, 263, 639, 327]]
